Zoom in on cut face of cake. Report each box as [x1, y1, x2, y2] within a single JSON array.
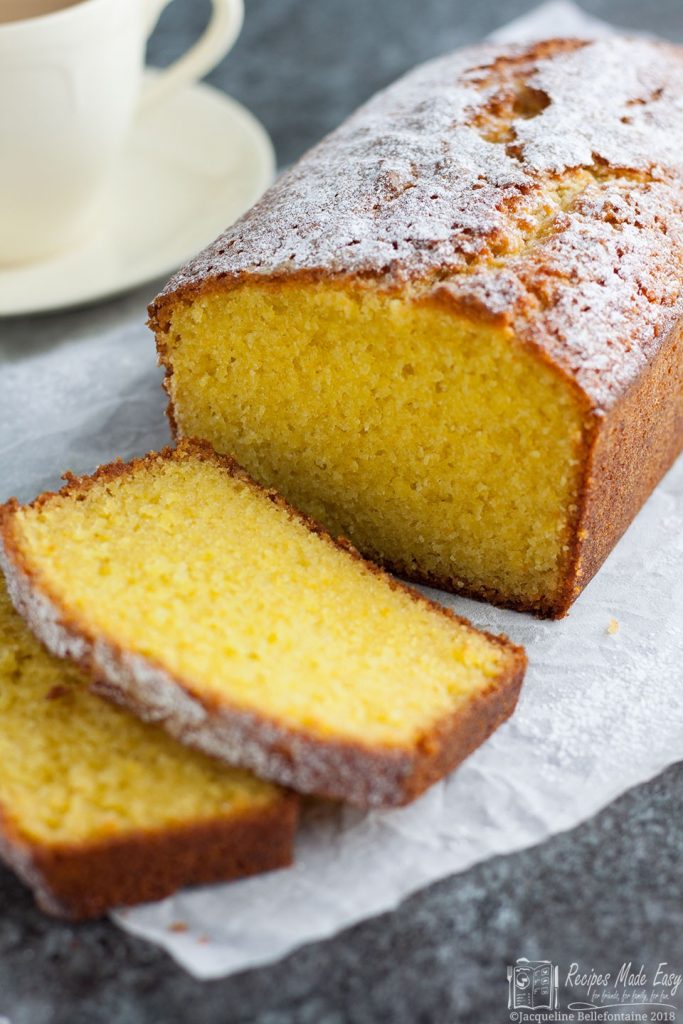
[[150, 37, 683, 617], [0, 441, 525, 808], [0, 579, 297, 920], [158, 284, 587, 616]]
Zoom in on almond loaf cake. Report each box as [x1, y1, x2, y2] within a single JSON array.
[[150, 37, 683, 618], [0, 579, 297, 920], [0, 441, 525, 808]]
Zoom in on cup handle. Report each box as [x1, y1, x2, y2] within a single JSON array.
[[139, 0, 244, 110]]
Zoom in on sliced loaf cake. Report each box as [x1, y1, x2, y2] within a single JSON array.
[[0, 578, 297, 919], [0, 440, 525, 808]]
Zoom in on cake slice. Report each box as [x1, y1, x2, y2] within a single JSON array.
[[0, 579, 297, 920], [0, 440, 525, 808]]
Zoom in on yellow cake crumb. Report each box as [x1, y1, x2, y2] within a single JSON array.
[[0, 581, 282, 846], [162, 282, 585, 613], [6, 445, 515, 751]]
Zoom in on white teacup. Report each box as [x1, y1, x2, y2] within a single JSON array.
[[0, 0, 243, 265]]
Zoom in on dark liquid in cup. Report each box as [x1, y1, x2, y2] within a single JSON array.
[[0, 0, 85, 24]]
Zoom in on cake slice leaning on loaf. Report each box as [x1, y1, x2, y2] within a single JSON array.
[[150, 36, 683, 618], [0, 441, 525, 809], [0, 578, 297, 920]]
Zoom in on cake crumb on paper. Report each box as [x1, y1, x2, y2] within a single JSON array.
[[607, 618, 620, 635]]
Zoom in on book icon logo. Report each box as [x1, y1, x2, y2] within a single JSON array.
[[507, 958, 559, 1011]]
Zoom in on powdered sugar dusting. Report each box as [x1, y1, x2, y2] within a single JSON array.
[[441, 174, 683, 401], [159, 36, 683, 410], [518, 39, 683, 172]]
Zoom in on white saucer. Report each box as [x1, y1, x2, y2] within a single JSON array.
[[0, 78, 275, 317]]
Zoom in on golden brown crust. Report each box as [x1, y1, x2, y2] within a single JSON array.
[[563, 320, 683, 610], [0, 440, 526, 808], [0, 797, 298, 920], [387, 658, 524, 802]]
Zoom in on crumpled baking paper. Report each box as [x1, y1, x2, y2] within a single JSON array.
[[0, 1, 681, 980]]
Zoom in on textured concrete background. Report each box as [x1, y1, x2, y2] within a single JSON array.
[[1, 764, 681, 1023], [1, 1, 682, 1021]]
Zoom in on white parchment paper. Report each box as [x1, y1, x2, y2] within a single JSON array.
[[0, 2, 681, 980]]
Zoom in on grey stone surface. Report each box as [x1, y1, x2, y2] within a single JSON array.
[[0, 762, 681, 1023], [1, 1, 682, 1021]]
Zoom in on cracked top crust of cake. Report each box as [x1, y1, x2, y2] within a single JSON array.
[[155, 37, 683, 411]]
